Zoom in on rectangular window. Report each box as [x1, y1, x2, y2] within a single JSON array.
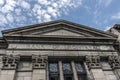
[[62, 63, 73, 80], [49, 63, 59, 80], [75, 63, 87, 80]]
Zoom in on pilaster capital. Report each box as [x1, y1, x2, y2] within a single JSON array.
[[2, 55, 20, 70], [32, 55, 48, 69], [86, 55, 101, 69], [108, 55, 120, 69]]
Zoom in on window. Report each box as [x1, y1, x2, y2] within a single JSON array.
[[49, 63, 58, 73], [49, 63, 59, 80], [63, 63, 73, 80], [75, 63, 85, 73], [62, 63, 72, 74], [75, 63, 87, 80]]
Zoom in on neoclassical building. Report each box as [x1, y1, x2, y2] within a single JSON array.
[[108, 24, 120, 42], [0, 20, 120, 80]]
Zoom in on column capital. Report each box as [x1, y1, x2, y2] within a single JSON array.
[[32, 55, 48, 69], [108, 55, 120, 69], [2, 55, 20, 70], [86, 55, 101, 69]]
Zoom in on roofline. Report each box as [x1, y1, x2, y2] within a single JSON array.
[[2, 20, 65, 33], [1, 19, 117, 38], [4, 34, 117, 40]]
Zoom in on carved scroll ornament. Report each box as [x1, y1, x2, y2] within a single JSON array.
[[2, 55, 20, 69], [32, 55, 48, 69], [86, 55, 101, 69], [108, 56, 120, 69]]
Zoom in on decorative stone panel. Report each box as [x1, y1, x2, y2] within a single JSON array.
[[86, 55, 101, 69], [108, 56, 120, 69], [32, 55, 48, 69], [2, 55, 20, 69]]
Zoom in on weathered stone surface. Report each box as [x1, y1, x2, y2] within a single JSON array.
[[32, 69, 46, 80], [2, 55, 20, 69], [0, 70, 16, 80], [108, 55, 120, 69], [8, 43, 115, 50], [32, 55, 48, 69], [104, 71, 117, 80], [86, 55, 101, 69], [16, 72, 32, 80], [91, 69, 106, 80]]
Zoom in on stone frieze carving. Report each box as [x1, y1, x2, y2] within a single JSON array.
[[86, 55, 101, 69], [2, 55, 20, 69], [32, 55, 48, 69], [9, 44, 114, 50], [108, 56, 120, 69]]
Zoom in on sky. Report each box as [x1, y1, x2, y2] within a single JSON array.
[[0, 0, 120, 35]]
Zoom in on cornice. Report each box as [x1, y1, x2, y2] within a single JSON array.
[[2, 20, 117, 38]]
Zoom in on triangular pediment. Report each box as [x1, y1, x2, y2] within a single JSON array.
[[30, 28, 93, 37], [2, 20, 117, 39], [33, 29, 82, 36]]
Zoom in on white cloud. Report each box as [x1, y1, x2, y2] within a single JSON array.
[[6, 14, 14, 23], [0, 0, 4, 6], [15, 8, 21, 15], [0, 0, 82, 30], [111, 12, 120, 19], [1, 0, 16, 13], [44, 14, 51, 21], [0, 14, 8, 26], [20, 1, 30, 9]]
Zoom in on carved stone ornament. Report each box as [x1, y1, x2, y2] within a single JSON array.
[[86, 55, 101, 69], [2, 55, 20, 69], [32, 55, 48, 69], [108, 56, 120, 69]]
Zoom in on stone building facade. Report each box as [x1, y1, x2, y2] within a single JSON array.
[[0, 20, 120, 80], [107, 24, 120, 41]]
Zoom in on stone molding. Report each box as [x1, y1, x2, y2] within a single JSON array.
[[2, 55, 20, 69], [32, 55, 48, 69], [108, 55, 120, 69], [86, 55, 101, 69]]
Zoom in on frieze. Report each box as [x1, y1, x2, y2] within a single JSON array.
[[8, 44, 115, 51], [2, 55, 20, 69], [108, 56, 120, 69], [86, 55, 101, 69], [32, 55, 48, 69]]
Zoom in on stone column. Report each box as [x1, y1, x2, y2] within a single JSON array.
[[0, 55, 20, 80], [32, 55, 48, 80], [86, 55, 106, 80], [59, 61, 64, 80], [71, 61, 78, 80], [108, 55, 120, 80]]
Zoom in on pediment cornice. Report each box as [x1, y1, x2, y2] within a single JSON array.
[[2, 20, 117, 39]]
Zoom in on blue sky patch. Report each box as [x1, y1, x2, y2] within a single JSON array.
[[0, 0, 120, 35]]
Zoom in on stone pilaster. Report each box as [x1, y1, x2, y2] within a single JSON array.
[[86, 55, 106, 80], [59, 61, 64, 80], [84, 62, 94, 80], [0, 55, 20, 80], [32, 55, 48, 80], [108, 56, 120, 79]]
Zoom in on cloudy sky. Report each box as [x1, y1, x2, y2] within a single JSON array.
[[0, 0, 120, 35]]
